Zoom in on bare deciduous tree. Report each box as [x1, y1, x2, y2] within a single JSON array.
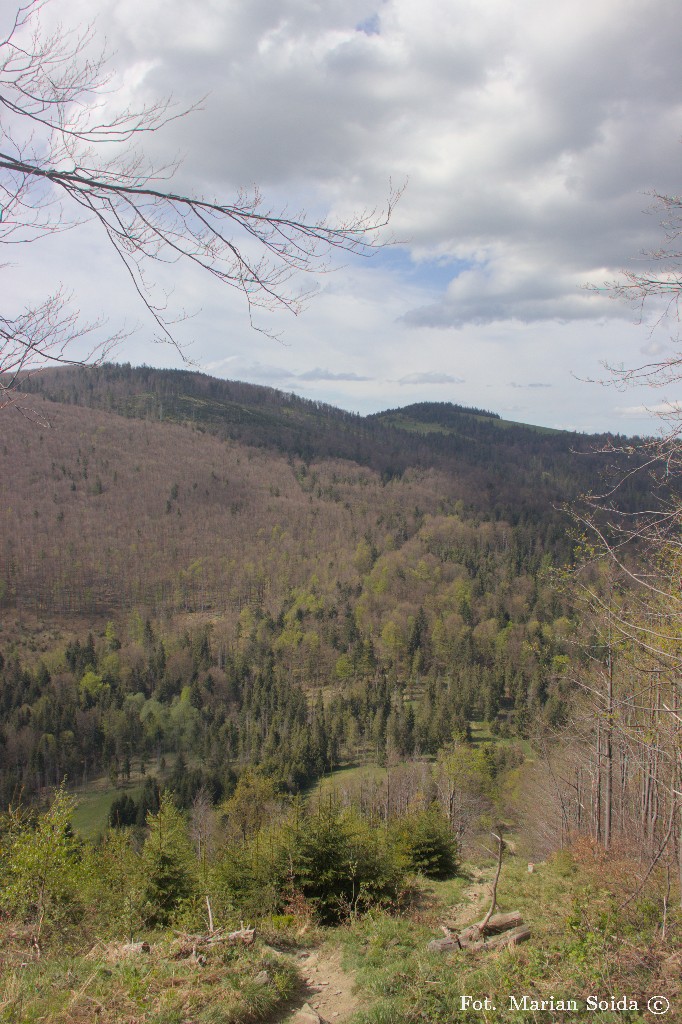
[[560, 186, 682, 897], [577, 188, 682, 676], [0, 0, 399, 407]]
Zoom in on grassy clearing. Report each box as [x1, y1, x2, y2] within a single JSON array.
[[377, 412, 562, 437], [338, 849, 680, 1024], [308, 764, 388, 805], [70, 772, 151, 838], [469, 721, 533, 758], [0, 929, 298, 1024]]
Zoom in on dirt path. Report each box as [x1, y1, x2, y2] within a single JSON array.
[[444, 866, 495, 931], [275, 944, 360, 1024]]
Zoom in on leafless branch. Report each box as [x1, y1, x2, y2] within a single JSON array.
[[0, 0, 400, 400]]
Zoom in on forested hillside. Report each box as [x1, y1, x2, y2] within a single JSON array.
[[16, 363, 630, 517], [0, 366, 611, 804], [1, 365, 679, 1023]]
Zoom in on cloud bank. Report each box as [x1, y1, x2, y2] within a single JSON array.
[[16, 0, 682, 434]]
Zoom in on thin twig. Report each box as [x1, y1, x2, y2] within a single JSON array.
[[480, 832, 504, 930]]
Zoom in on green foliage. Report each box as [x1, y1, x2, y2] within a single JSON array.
[[141, 794, 197, 926], [0, 788, 84, 939], [108, 792, 138, 827], [213, 840, 283, 921], [78, 669, 106, 707], [283, 804, 403, 924], [221, 770, 279, 841], [390, 805, 459, 879], [81, 827, 145, 940]]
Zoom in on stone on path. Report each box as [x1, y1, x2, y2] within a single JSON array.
[[291, 1003, 328, 1024]]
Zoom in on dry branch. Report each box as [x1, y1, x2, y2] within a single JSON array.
[[428, 911, 529, 954], [227, 925, 256, 946], [479, 832, 504, 930], [172, 925, 255, 959]]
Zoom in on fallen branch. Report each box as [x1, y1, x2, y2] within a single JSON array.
[[457, 911, 524, 943], [227, 925, 256, 946], [172, 925, 256, 959], [428, 911, 529, 953]]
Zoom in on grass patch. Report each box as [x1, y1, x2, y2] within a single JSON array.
[[0, 930, 298, 1024], [338, 851, 678, 1024], [469, 720, 534, 760], [377, 412, 563, 438], [70, 772, 151, 838], [306, 763, 388, 805]]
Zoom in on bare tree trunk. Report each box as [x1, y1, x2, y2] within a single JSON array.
[[677, 756, 682, 909], [604, 652, 613, 850], [675, 684, 682, 909], [620, 748, 627, 836], [595, 721, 602, 845]]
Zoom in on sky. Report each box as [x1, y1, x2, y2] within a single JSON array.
[[5, 0, 682, 435]]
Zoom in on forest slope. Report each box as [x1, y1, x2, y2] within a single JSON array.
[[0, 364, 635, 803], [1, 367, 680, 1023], [15, 363, 630, 522]]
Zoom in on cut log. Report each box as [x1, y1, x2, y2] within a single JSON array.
[[444, 911, 523, 938], [458, 911, 525, 943], [428, 935, 462, 953], [467, 925, 531, 951], [429, 914, 529, 953], [479, 911, 524, 936], [503, 925, 530, 948]]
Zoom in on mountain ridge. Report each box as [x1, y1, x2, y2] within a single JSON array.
[[14, 363, 623, 507]]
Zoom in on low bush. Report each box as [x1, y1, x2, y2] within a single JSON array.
[[283, 805, 404, 923], [390, 805, 459, 879]]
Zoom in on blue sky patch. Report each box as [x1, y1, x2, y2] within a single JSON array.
[[356, 13, 380, 35], [364, 247, 473, 291]]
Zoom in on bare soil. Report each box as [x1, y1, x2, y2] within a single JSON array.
[[274, 945, 360, 1024], [444, 866, 494, 930]]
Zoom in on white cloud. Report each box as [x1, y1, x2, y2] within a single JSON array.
[[10, 0, 682, 436], [616, 401, 682, 417], [297, 368, 373, 381], [397, 372, 465, 385]]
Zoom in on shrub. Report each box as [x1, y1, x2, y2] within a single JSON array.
[[141, 794, 197, 926], [283, 805, 403, 924], [212, 842, 283, 922], [390, 805, 459, 879], [109, 793, 138, 828], [82, 827, 144, 940], [0, 789, 85, 942]]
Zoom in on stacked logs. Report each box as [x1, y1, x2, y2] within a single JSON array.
[[428, 911, 530, 954]]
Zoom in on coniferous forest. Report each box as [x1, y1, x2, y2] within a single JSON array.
[[1, 364, 680, 1024]]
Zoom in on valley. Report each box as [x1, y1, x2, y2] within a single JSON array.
[[0, 365, 678, 1023]]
